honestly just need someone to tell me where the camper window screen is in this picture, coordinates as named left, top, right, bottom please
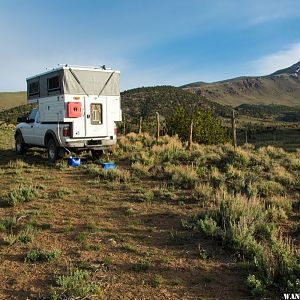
left=48, top=76, right=60, bottom=91
left=29, top=81, right=39, bottom=96
left=91, top=103, right=102, bottom=125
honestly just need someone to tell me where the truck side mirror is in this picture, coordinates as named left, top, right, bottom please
left=17, top=116, right=28, bottom=123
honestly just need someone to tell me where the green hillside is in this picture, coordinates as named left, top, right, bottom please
left=121, top=86, right=231, bottom=131
left=0, top=91, right=26, bottom=111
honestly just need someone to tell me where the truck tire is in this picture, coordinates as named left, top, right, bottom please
left=47, top=139, right=59, bottom=163
left=15, top=133, right=27, bottom=155
left=91, top=149, right=104, bottom=160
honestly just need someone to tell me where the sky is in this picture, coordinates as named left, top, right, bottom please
left=0, top=0, right=300, bottom=91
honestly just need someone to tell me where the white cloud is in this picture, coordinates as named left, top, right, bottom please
left=251, top=42, right=300, bottom=75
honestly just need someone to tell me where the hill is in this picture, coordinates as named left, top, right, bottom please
left=0, top=86, right=231, bottom=126
left=121, top=86, right=232, bottom=132
left=182, top=61, right=300, bottom=107
left=0, top=91, right=26, bottom=111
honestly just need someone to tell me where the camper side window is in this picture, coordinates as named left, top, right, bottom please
left=29, top=81, right=39, bottom=96
left=48, top=76, right=60, bottom=92
left=91, top=103, right=102, bottom=125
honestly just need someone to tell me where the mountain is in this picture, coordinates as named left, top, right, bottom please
left=271, top=60, right=300, bottom=76
left=182, top=61, right=300, bottom=107
left=0, top=91, right=26, bottom=111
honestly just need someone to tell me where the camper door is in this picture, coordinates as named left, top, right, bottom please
left=84, top=96, right=108, bottom=137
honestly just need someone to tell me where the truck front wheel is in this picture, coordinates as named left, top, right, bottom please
left=15, top=133, right=27, bottom=155
left=47, top=139, right=59, bottom=163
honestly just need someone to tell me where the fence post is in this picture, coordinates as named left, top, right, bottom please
left=139, top=116, right=143, bottom=134
left=231, top=110, right=237, bottom=148
left=188, top=118, right=193, bottom=151
left=156, top=112, right=160, bottom=140
left=123, top=113, right=126, bottom=135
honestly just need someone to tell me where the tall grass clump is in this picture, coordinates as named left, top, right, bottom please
left=84, top=164, right=131, bottom=183
left=50, top=269, right=101, bottom=299
left=164, top=165, right=198, bottom=189
left=0, top=186, right=40, bottom=207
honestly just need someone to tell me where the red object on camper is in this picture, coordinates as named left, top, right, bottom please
left=67, top=102, right=82, bottom=118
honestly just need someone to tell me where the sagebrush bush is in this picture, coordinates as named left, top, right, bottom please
left=0, top=186, right=39, bottom=207
left=164, top=165, right=198, bottom=189
left=192, top=183, right=213, bottom=204
left=247, top=274, right=265, bottom=296
left=84, top=164, right=131, bottom=182
left=25, top=249, right=60, bottom=263
left=50, top=269, right=101, bottom=299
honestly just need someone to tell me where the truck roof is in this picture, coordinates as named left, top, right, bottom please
left=26, top=65, right=120, bottom=81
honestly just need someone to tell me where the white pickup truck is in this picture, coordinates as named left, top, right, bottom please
left=15, top=66, right=122, bottom=162
left=15, top=107, right=117, bottom=162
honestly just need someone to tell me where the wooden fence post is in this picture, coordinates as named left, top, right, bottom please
left=231, top=110, right=237, bottom=148
left=123, top=113, right=126, bottom=135
left=188, top=118, right=193, bottom=151
left=156, top=112, right=160, bottom=140
left=139, top=116, right=143, bottom=134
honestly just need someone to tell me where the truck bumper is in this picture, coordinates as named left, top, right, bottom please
left=64, top=138, right=116, bottom=149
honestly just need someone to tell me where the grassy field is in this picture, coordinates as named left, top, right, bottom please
left=0, top=125, right=299, bottom=299
left=0, top=92, right=26, bottom=111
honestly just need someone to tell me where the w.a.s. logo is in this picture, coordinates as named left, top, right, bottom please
left=284, top=294, right=300, bottom=300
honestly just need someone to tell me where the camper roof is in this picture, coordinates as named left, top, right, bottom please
left=26, top=65, right=120, bottom=81
left=26, top=65, right=120, bottom=101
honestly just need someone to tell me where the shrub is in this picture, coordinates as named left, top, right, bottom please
left=137, top=190, right=154, bottom=202
left=166, top=106, right=230, bottom=144
left=246, top=274, right=265, bottom=296
left=197, top=216, right=219, bottom=238
left=151, top=275, right=163, bottom=287
left=257, top=180, right=284, bottom=197
left=192, top=183, right=213, bottom=204
left=132, top=260, right=150, bottom=272
left=25, top=249, right=60, bottom=263
left=0, top=216, right=17, bottom=231
left=0, top=186, right=39, bottom=207
left=50, top=269, right=101, bottom=300
left=165, top=165, right=198, bottom=189
left=131, top=162, right=150, bottom=176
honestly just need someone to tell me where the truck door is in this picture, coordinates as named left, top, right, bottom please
left=84, top=97, right=108, bottom=137
left=21, top=109, right=38, bottom=144
left=32, top=111, right=45, bottom=146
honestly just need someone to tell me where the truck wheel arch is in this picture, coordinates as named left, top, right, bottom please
left=44, top=130, right=60, bottom=147
left=15, top=129, right=23, bottom=140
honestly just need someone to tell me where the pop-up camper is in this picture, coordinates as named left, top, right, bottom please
left=15, top=65, right=122, bottom=162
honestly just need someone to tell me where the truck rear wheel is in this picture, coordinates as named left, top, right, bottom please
left=15, top=133, right=27, bottom=155
left=47, top=139, right=59, bottom=163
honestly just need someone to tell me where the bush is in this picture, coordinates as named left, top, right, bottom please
left=166, top=106, right=230, bottom=144
left=1, top=186, right=39, bottom=207
left=151, top=275, right=163, bottom=287
left=246, top=274, right=265, bottom=296
left=197, top=216, right=219, bottom=238
left=164, top=165, right=198, bottom=189
left=25, top=249, right=60, bottom=263
left=50, top=269, right=101, bottom=299
left=132, top=260, right=150, bottom=272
